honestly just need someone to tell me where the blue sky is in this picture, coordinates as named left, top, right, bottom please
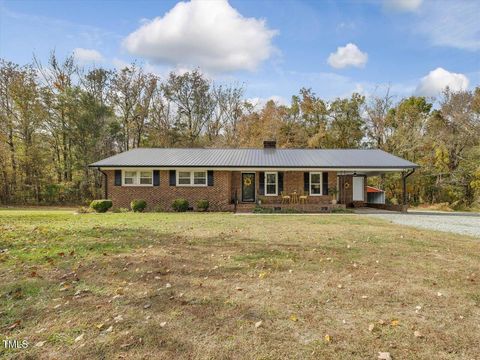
left=1, top=0, right=479, bottom=103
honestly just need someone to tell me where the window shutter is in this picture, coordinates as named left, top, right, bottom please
left=304, top=172, right=309, bottom=192
left=258, top=172, right=265, bottom=195
left=169, top=170, right=176, bottom=186
left=278, top=172, right=284, bottom=193
left=153, top=170, right=160, bottom=186
left=114, top=170, right=122, bottom=186
left=322, top=172, right=329, bottom=195
left=207, top=170, right=214, bottom=186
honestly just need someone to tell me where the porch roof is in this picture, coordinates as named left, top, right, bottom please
left=90, top=148, right=418, bottom=171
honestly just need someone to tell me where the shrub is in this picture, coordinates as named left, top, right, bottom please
left=89, top=199, right=113, bottom=213
left=196, top=199, right=209, bottom=212
left=131, top=199, right=147, bottom=212
left=172, top=198, right=189, bottom=212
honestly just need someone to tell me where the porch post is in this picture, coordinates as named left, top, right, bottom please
left=401, top=169, right=415, bottom=213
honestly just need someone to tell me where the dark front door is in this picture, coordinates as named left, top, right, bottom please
left=242, top=173, right=255, bottom=202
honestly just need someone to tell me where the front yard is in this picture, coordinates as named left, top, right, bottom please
left=0, top=210, right=479, bottom=359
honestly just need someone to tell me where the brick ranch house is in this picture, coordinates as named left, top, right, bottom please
left=89, top=141, right=418, bottom=212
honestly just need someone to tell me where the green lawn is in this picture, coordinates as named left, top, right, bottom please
left=0, top=210, right=479, bottom=359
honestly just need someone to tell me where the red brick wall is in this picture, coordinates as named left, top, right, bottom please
left=103, top=169, right=356, bottom=211
left=105, top=170, right=234, bottom=211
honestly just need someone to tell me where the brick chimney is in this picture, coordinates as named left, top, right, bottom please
left=263, top=140, right=277, bottom=149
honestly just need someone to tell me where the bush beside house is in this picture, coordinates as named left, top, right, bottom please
left=196, top=200, right=209, bottom=212
left=131, top=199, right=147, bottom=212
left=90, top=200, right=113, bottom=213
left=172, top=198, right=189, bottom=212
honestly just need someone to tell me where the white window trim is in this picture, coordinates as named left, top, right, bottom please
left=176, top=170, right=208, bottom=187
left=122, top=169, right=153, bottom=187
left=309, top=172, right=323, bottom=196
left=264, top=171, right=278, bottom=196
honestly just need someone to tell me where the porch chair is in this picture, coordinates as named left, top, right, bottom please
left=299, top=191, right=308, bottom=204
left=280, top=191, right=291, bottom=204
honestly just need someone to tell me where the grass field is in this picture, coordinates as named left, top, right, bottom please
left=0, top=210, right=479, bottom=359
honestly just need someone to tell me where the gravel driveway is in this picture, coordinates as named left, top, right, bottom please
left=356, top=209, right=480, bottom=238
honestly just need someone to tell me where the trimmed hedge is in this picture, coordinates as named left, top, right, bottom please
left=196, top=199, right=209, bottom=212
left=90, top=199, right=113, bottom=213
left=172, top=198, right=189, bottom=212
left=131, top=199, right=147, bottom=212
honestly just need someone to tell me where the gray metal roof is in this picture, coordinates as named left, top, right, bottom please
left=89, top=148, right=418, bottom=169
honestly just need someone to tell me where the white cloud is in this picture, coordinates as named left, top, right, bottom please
left=73, top=48, right=104, bottom=64
left=112, top=58, right=131, bottom=70
left=327, top=43, right=368, bottom=69
left=247, top=95, right=288, bottom=110
left=384, top=0, right=422, bottom=12
left=416, top=67, right=469, bottom=96
left=122, top=0, right=277, bottom=73
left=415, top=0, right=480, bottom=51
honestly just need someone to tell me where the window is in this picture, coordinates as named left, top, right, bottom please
left=265, top=172, right=278, bottom=196
left=310, top=172, right=322, bottom=195
left=176, top=170, right=207, bottom=186
left=193, top=171, right=207, bottom=185
left=123, top=170, right=153, bottom=186
left=139, top=171, right=153, bottom=185
left=178, top=171, right=191, bottom=185
left=124, top=171, right=136, bottom=185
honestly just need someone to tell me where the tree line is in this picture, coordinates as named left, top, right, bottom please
left=1, top=53, right=479, bottom=208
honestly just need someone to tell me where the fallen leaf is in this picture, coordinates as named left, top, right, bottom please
left=414, top=330, right=423, bottom=338
left=165, top=283, right=172, bottom=288
left=368, top=323, right=375, bottom=332
left=35, top=341, right=46, bottom=347
left=391, top=319, right=399, bottom=326
left=95, top=323, right=104, bottom=330
left=74, top=333, right=84, bottom=342
left=143, top=304, right=151, bottom=309
left=105, top=325, right=113, bottom=333
left=160, top=322, right=167, bottom=327
left=255, top=321, right=263, bottom=328
left=378, top=352, right=392, bottom=360
left=235, top=286, right=243, bottom=291
left=324, top=334, right=331, bottom=343
left=289, top=315, right=298, bottom=322
left=7, top=321, right=20, bottom=330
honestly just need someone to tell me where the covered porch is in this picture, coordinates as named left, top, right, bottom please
left=231, top=169, right=414, bottom=213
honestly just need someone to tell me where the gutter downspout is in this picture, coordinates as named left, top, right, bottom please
left=99, top=169, right=108, bottom=199
left=402, top=169, right=415, bottom=212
